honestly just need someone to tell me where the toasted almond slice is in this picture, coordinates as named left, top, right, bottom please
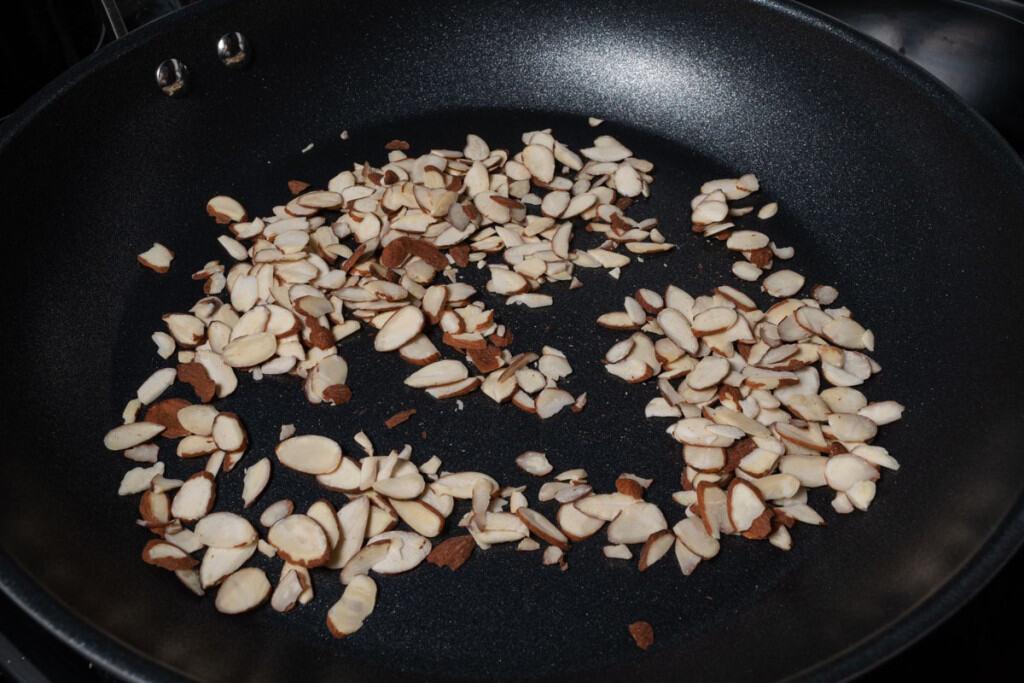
left=374, top=305, right=425, bottom=352
left=170, top=472, right=215, bottom=522
left=638, top=529, right=675, bottom=570
left=104, top=422, right=165, bottom=451
left=516, top=507, right=570, bottom=550
left=516, top=451, right=553, bottom=476
left=207, top=195, right=247, bottom=223
left=405, top=360, right=469, bottom=388
left=557, top=502, right=605, bottom=541
left=195, top=512, right=257, bottom=549
left=276, top=435, right=342, bottom=474
left=606, top=503, right=667, bottom=544
left=368, top=530, right=431, bottom=574
left=327, top=575, right=377, bottom=637
left=214, top=567, right=270, bottom=614
left=200, top=543, right=256, bottom=588
left=268, top=514, right=330, bottom=567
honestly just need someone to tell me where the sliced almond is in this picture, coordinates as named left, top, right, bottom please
left=214, top=568, right=270, bottom=614
left=516, top=507, right=570, bottom=550
left=268, top=514, right=330, bottom=567
left=606, top=502, right=667, bottom=544
left=276, top=434, right=343, bottom=474
left=327, top=575, right=377, bottom=637
left=170, top=472, right=215, bottom=522
left=104, top=422, right=165, bottom=451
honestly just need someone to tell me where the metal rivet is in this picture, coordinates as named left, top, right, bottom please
left=155, top=58, right=190, bottom=97
left=217, top=32, right=250, bottom=69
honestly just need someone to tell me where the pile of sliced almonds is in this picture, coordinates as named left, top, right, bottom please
left=105, top=133, right=904, bottom=642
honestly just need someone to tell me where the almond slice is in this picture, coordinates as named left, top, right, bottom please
left=672, top=517, right=720, bottom=559
left=374, top=305, right=425, bottom=352
left=327, top=575, right=377, bottom=637
left=368, top=530, right=431, bottom=574
left=516, top=507, right=570, bottom=550
left=104, top=422, right=165, bottom=451
left=268, top=514, right=330, bottom=567
left=211, top=412, right=247, bottom=452
left=727, top=480, right=768, bottom=534
left=637, top=529, right=675, bottom=571
left=207, top=195, right=247, bottom=224
left=214, top=568, right=270, bottom=614
left=195, top=512, right=257, bottom=549
left=332, top=496, right=371, bottom=569
left=138, top=243, right=174, bottom=273
left=390, top=499, right=445, bottom=538
left=260, top=499, right=294, bottom=528
left=535, top=388, right=575, bottom=419
left=515, top=451, right=553, bottom=476
left=691, top=307, right=738, bottom=336
left=574, top=493, right=637, bottom=521
left=276, top=434, right=343, bottom=474
left=606, top=502, right=667, bottom=544
left=271, top=569, right=306, bottom=613
left=142, top=540, right=198, bottom=570
left=170, top=472, right=215, bottom=522
left=340, top=540, right=392, bottom=585
left=241, top=458, right=271, bottom=508
left=405, top=360, right=469, bottom=388
left=200, top=543, right=257, bottom=588
left=177, top=404, right=219, bottom=436
left=686, top=356, right=730, bottom=390
left=557, top=502, right=605, bottom=541
left=824, top=454, right=879, bottom=492
left=372, top=472, right=426, bottom=500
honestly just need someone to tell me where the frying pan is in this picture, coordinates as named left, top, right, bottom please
left=2, top=0, right=1023, bottom=680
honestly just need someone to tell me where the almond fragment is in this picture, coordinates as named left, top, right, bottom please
left=138, top=243, right=174, bottom=273
left=326, top=575, right=377, bottom=638
left=516, top=507, right=570, bottom=550
left=515, top=451, right=553, bottom=476
left=241, top=458, right=270, bottom=508
left=207, top=195, right=247, bottom=224
left=104, top=421, right=165, bottom=451
left=628, top=621, right=654, bottom=650
left=142, top=540, right=198, bottom=570
left=637, top=530, right=675, bottom=571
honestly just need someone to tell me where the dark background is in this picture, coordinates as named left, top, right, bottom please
left=0, top=0, right=1021, bottom=680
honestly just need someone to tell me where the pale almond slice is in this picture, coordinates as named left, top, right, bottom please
left=170, top=472, right=215, bottom=522
left=606, top=502, right=667, bottom=544
left=535, top=388, right=575, bottom=419
left=574, top=493, right=637, bottom=521
left=538, top=354, right=573, bottom=381
left=603, top=544, right=632, bottom=560
left=812, top=284, right=839, bottom=306
left=222, top=332, right=277, bottom=368
left=271, top=569, right=305, bottom=613
left=824, top=413, right=878, bottom=442
left=340, top=540, right=392, bottom=585
left=656, top=309, right=699, bottom=355
left=214, top=567, right=270, bottom=614
left=332, top=496, right=371, bottom=569
left=762, top=270, right=805, bottom=298
left=141, top=539, right=197, bottom=570
left=136, top=368, right=177, bottom=405
left=637, top=529, right=675, bottom=571
left=517, top=507, right=570, bottom=550
left=507, top=293, right=553, bottom=308
left=307, top=500, right=341, bottom=552
left=727, top=480, right=768, bottom=534
left=175, top=568, right=205, bottom=596
left=268, top=514, right=330, bottom=567
left=276, top=434, right=343, bottom=474
left=390, top=499, right=445, bottom=538
left=779, top=455, right=829, bottom=487
left=768, top=525, right=792, bottom=550
left=522, top=144, right=556, bottom=183
left=372, top=473, right=426, bottom=500
left=425, top=376, right=481, bottom=399
left=674, top=538, right=701, bottom=575
left=211, top=412, right=246, bottom=452
left=327, top=575, right=377, bottom=637
left=195, top=512, right=257, bottom=549
left=405, top=360, right=469, bottom=388
left=668, top=418, right=735, bottom=448
left=207, top=195, right=248, bottom=223
left=432, top=472, right=498, bottom=499
left=780, top=503, right=825, bottom=525
left=200, top=543, right=256, bottom=588
left=672, top=517, right=720, bottom=559
left=138, top=243, right=174, bottom=273
left=177, top=404, right=219, bottom=436
left=847, top=480, right=877, bottom=511
left=824, top=454, right=879, bottom=492
left=368, top=530, right=431, bottom=574
left=857, top=401, right=905, bottom=425
left=399, top=334, right=441, bottom=366
left=104, top=422, right=165, bottom=451
left=597, top=311, right=639, bottom=330
left=686, top=356, right=731, bottom=390
left=726, top=230, right=770, bottom=251
left=374, top=305, right=425, bottom=352
left=516, top=451, right=553, bottom=476
left=164, top=313, right=205, bottom=347
left=541, top=545, right=565, bottom=567
left=682, top=445, right=726, bottom=471
left=692, top=307, right=738, bottom=336
left=757, top=202, right=778, bottom=219
left=260, top=499, right=294, bottom=528
left=557, top=501, right=605, bottom=541
left=732, top=261, right=763, bottom=281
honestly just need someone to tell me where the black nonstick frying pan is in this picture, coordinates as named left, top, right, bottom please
left=2, top=0, right=1023, bottom=680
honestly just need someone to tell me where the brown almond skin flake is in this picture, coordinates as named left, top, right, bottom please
left=426, top=536, right=475, bottom=571
left=628, top=621, right=654, bottom=650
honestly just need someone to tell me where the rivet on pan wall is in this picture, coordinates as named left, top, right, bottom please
left=217, top=32, right=251, bottom=69
left=155, top=58, right=190, bottom=97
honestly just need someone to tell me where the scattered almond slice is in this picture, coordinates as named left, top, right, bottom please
left=214, top=568, right=270, bottom=615
left=138, top=243, right=174, bottom=273
left=327, top=575, right=377, bottom=637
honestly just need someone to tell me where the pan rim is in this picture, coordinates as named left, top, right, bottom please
left=0, top=0, right=1022, bottom=681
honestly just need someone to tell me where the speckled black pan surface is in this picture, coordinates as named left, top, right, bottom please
left=1, top=1, right=1023, bottom=681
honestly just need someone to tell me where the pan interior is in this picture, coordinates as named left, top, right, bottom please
left=1, top=1, right=1023, bottom=681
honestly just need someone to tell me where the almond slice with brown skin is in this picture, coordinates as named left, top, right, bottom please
left=557, top=502, right=605, bottom=541
left=276, top=435, right=343, bottom=474
left=427, top=535, right=475, bottom=570
left=516, top=507, right=570, bottom=550
left=104, top=422, right=165, bottom=451
left=405, top=360, right=469, bottom=388
left=672, top=517, right=720, bottom=559
left=138, top=243, right=174, bottom=273
left=271, top=569, right=305, bottom=613
left=674, top=538, right=701, bottom=575
left=206, top=195, right=247, bottom=224
left=142, top=540, right=198, bottom=570
left=268, top=514, right=330, bottom=567
left=340, top=540, right=392, bottom=585
left=727, top=479, right=768, bottom=534
left=606, top=502, right=667, bottom=544
left=195, top=512, right=257, bottom=549
left=260, top=499, right=294, bottom=528
left=691, top=307, right=738, bottom=336
left=215, top=567, right=270, bottom=615
left=170, top=472, right=215, bottom=522
left=390, top=499, right=445, bottom=538
left=535, top=388, right=575, bottom=419
left=686, top=356, right=731, bottom=390
left=326, top=575, right=377, bottom=637
left=374, top=305, right=425, bottom=352
left=200, top=543, right=256, bottom=588
left=637, top=529, right=675, bottom=571
left=425, top=376, right=481, bottom=399
left=368, top=530, right=431, bottom=574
